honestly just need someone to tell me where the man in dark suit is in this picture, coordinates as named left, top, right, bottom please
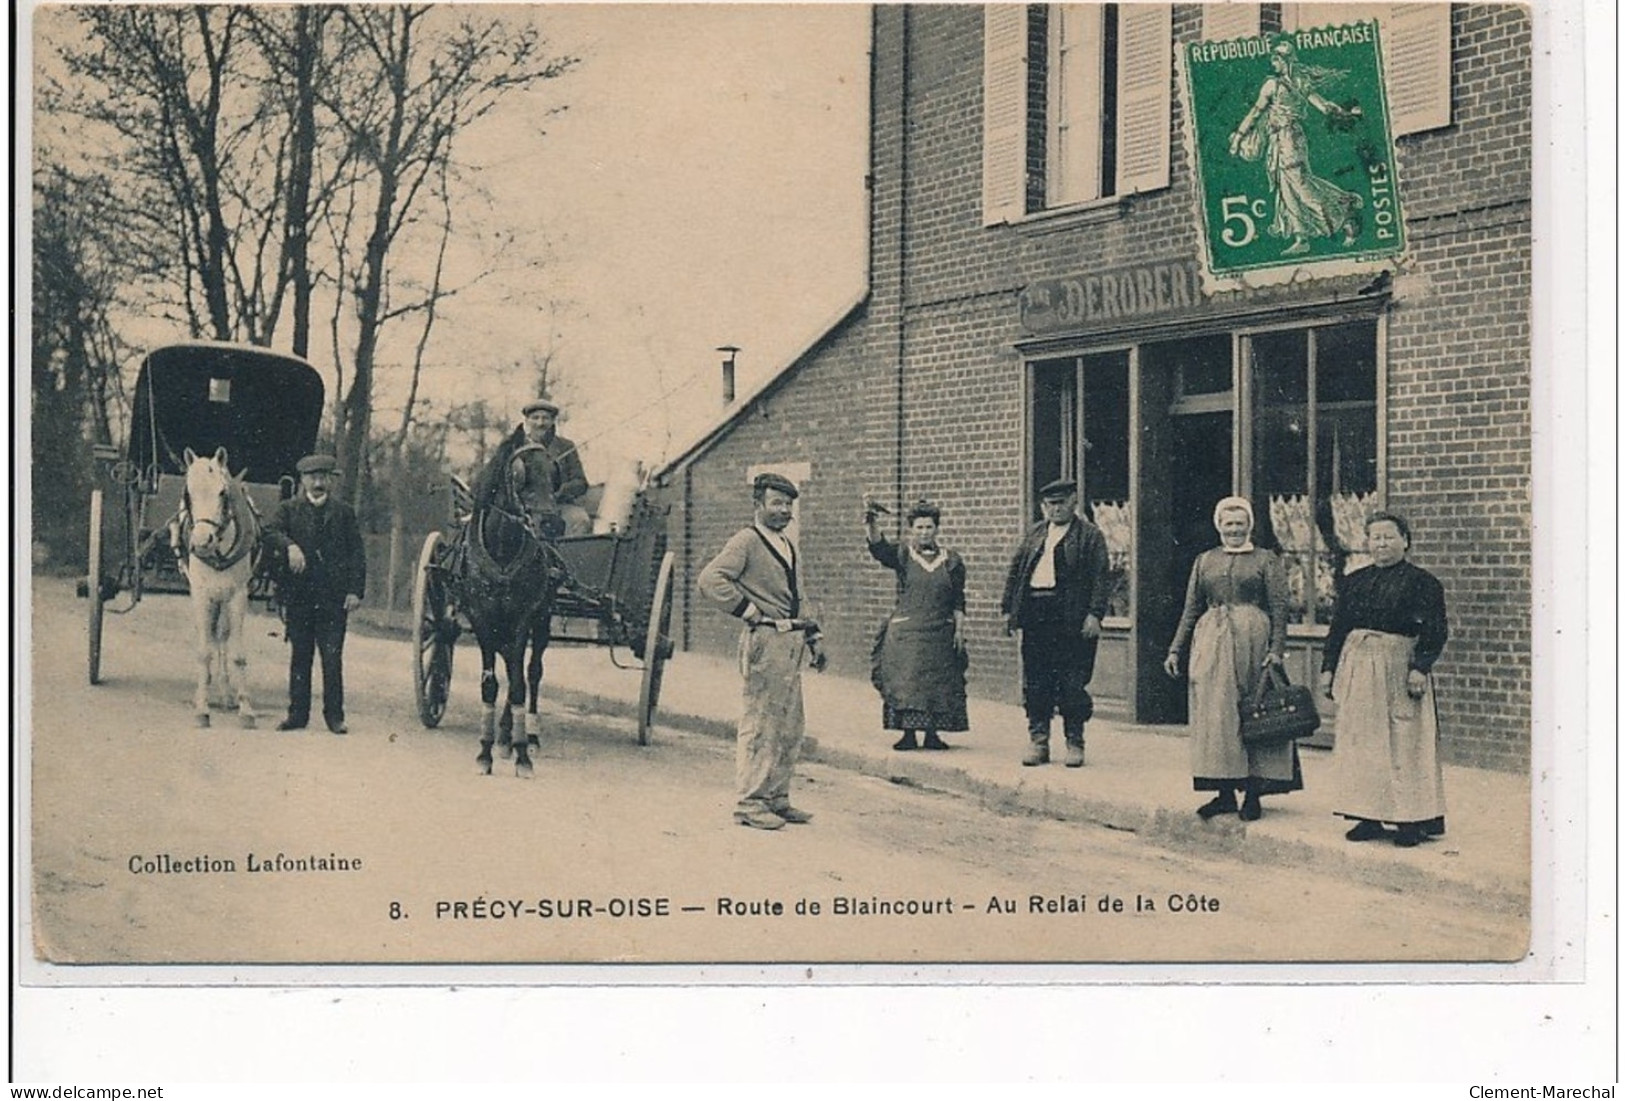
left=1001, top=479, right=1111, bottom=768
left=263, top=454, right=367, bottom=734
left=475, top=398, right=591, bottom=537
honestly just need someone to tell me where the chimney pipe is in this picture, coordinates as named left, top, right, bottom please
left=717, top=345, right=740, bottom=405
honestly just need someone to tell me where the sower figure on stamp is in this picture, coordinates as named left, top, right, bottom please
left=263, top=454, right=366, bottom=734
left=697, top=472, right=828, bottom=830
left=1001, top=478, right=1111, bottom=768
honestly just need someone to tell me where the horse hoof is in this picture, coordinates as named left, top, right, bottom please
left=499, top=742, right=514, bottom=760
left=516, top=759, right=534, bottom=780
left=239, top=714, right=257, bottom=730
left=195, top=713, right=211, bottom=729
left=527, top=735, right=540, bottom=748
left=476, top=755, right=493, bottom=776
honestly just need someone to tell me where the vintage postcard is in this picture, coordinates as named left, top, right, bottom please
left=15, top=0, right=1575, bottom=1000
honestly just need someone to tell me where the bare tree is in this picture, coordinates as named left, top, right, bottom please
left=319, top=5, right=575, bottom=506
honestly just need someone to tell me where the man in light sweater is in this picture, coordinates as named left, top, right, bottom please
left=697, top=472, right=828, bottom=830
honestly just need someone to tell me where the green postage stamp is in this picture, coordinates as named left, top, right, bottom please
left=1179, top=21, right=1406, bottom=289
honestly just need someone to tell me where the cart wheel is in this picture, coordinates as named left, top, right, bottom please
left=636, top=551, right=676, bottom=746
left=86, top=487, right=106, bottom=686
left=412, top=532, right=456, bottom=728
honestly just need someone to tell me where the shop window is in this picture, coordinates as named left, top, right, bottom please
left=1249, top=320, right=1379, bottom=626
left=983, top=4, right=1172, bottom=225
left=1029, top=352, right=1132, bottom=620
left=1082, top=352, right=1131, bottom=619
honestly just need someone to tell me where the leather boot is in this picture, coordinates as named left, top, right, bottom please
left=1023, top=720, right=1050, bottom=766
left=1063, top=722, right=1085, bottom=768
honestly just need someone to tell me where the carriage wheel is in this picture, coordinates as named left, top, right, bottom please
left=412, top=531, right=456, bottom=728
left=86, top=487, right=106, bottom=686
left=636, top=551, right=676, bottom=746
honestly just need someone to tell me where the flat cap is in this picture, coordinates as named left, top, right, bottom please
left=753, top=472, right=799, bottom=500
left=522, top=398, right=560, bottom=416
left=1038, top=478, right=1078, bottom=499
left=296, top=453, right=338, bottom=475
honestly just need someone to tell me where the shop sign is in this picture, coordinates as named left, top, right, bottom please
left=1017, top=258, right=1373, bottom=338
left=1178, top=22, right=1406, bottom=289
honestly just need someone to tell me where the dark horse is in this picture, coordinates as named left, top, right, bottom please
left=462, top=436, right=565, bottom=778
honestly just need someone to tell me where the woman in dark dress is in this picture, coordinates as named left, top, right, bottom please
left=1320, top=511, right=1449, bottom=848
left=864, top=498, right=969, bottom=751
left=1163, top=496, right=1301, bottom=820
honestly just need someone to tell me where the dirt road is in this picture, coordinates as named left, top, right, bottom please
left=26, top=577, right=1524, bottom=965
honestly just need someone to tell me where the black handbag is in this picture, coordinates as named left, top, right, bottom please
left=1240, top=664, right=1321, bottom=746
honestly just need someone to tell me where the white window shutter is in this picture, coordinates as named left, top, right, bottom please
left=1202, top=4, right=1262, bottom=41
left=983, top=4, right=1029, bottom=226
left=1285, top=3, right=1453, bottom=137
left=1116, top=3, right=1172, bottom=195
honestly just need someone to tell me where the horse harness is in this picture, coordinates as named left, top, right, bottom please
left=178, top=479, right=261, bottom=573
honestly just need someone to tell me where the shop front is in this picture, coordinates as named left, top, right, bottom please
left=1019, top=256, right=1388, bottom=734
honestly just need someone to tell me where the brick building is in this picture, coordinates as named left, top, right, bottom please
left=654, top=3, right=1531, bottom=772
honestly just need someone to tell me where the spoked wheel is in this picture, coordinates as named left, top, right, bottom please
left=412, top=532, right=457, bottom=728
left=86, top=487, right=106, bottom=685
left=636, top=551, right=676, bottom=746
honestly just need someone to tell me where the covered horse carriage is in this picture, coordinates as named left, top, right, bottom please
left=81, top=342, right=324, bottom=684
left=411, top=461, right=677, bottom=747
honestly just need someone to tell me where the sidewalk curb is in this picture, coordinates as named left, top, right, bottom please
left=554, top=686, right=1529, bottom=918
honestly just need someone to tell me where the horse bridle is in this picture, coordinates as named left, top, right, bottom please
left=181, top=481, right=257, bottom=572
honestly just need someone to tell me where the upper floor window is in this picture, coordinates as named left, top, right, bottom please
left=983, top=4, right=1173, bottom=226
left=1283, top=4, right=1454, bottom=136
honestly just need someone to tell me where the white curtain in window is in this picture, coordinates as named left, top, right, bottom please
left=1050, top=4, right=1105, bottom=205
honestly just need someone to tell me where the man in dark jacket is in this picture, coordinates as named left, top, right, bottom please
left=1001, top=479, right=1111, bottom=768
left=474, top=399, right=591, bottom=537
left=263, top=454, right=366, bottom=734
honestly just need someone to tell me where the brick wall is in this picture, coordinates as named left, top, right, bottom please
left=668, top=4, right=1533, bottom=770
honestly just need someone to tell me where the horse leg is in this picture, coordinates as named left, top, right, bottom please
left=227, top=580, right=256, bottom=729
left=506, top=643, right=534, bottom=779
left=190, top=580, right=213, bottom=728
left=525, top=620, right=548, bottom=747
left=476, top=642, right=498, bottom=776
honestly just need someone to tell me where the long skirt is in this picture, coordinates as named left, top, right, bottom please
left=1188, top=604, right=1302, bottom=793
left=1330, top=628, right=1446, bottom=825
left=870, top=615, right=969, bottom=732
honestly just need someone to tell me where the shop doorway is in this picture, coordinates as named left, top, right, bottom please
left=1131, top=336, right=1235, bottom=724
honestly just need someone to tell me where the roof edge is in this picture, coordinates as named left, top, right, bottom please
left=650, top=291, right=870, bottom=481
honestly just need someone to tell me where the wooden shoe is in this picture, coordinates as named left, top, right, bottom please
left=774, top=806, right=814, bottom=824
left=1022, top=742, right=1050, bottom=766
left=1063, top=742, right=1085, bottom=768
left=1393, top=824, right=1426, bottom=848
left=1345, top=819, right=1389, bottom=842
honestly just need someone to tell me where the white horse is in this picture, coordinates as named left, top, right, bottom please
left=174, top=447, right=261, bottom=729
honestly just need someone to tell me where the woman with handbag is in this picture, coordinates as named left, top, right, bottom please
left=865, top=497, right=969, bottom=751
left=1320, top=511, right=1449, bottom=848
left=1163, top=496, right=1301, bottom=820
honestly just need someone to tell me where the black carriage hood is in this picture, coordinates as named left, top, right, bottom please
left=127, top=343, right=326, bottom=484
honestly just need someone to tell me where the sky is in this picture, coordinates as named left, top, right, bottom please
left=445, top=3, right=873, bottom=478
left=26, top=2, right=872, bottom=483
